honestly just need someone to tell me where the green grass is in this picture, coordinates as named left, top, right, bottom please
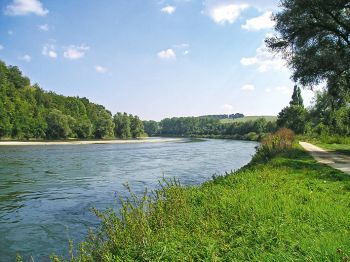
left=53, top=145, right=350, bottom=261
left=316, top=143, right=350, bottom=156
left=220, top=115, right=277, bottom=124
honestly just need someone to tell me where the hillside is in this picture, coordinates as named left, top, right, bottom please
left=220, top=115, right=277, bottom=124
left=0, top=60, right=144, bottom=140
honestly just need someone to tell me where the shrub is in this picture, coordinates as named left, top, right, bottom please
left=252, top=128, right=295, bottom=163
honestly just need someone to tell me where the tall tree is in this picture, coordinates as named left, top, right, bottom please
left=266, top=0, right=350, bottom=96
left=290, top=85, right=303, bottom=107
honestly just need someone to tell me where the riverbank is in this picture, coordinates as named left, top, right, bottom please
left=0, top=137, right=182, bottom=146
left=52, top=142, right=350, bottom=261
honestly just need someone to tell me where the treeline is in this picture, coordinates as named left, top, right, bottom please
left=277, top=85, right=350, bottom=139
left=0, top=60, right=144, bottom=140
left=143, top=117, right=277, bottom=141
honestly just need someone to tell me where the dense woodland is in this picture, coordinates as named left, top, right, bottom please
left=0, top=60, right=144, bottom=140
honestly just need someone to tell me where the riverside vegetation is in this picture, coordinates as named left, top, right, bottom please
left=0, top=60, right=145, bottom=140
left=44, top=129, right=350, bottom=261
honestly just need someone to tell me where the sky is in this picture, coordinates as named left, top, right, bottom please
left=0, top=0, right=317, bottom=120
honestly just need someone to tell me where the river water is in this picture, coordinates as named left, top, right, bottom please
left=0, top=138, right=257, bottom=261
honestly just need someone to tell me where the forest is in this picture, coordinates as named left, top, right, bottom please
left=0, top=60, right=144, bottom=140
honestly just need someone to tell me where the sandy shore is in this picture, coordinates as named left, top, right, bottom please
left=0, top=138, right=183, bottom=146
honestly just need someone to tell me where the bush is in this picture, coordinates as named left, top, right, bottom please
left=252, top=128, right=295, bottom=163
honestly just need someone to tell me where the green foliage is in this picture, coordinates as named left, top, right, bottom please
left=154, top=117, right=276, bottom=140
left=0, top=60, right=144, bottom=140
left=54, top=144, right=350, bottom=261
left=290, top=85, right=303, bottom=107
left=220, top=115, right=277, bottom=123
left=252, top=128, right=295, bottom=163
left=143, top=120, right=159, bottom=136
left=46, top=109, right=71, bottom=139
left=266, top=0, right=350, bottom=92
left=277, top=105, right=307, bottom=134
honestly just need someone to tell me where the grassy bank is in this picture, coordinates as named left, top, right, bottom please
left=51, top=141, right=350, bottom=261
left=302, top=135, right=350, bottom=156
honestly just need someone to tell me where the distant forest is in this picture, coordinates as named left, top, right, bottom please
left=0, top=60, right=144, bottom=140
left=143, top=117, right=277, bottom=141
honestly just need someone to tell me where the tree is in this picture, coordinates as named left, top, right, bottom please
left=277, top=84, right=307, bottom=134
left=290, top=85, right=303, bottom=107
left=46, top=109, right=71, bottom=139
left=113, top=112, right=131, bottom=139
left=130, top=115, right=144, bottom=138
left=277, top=105, right=307, bottom=134
left=143, top=120, right=159, bottom=136
left=266, top=0, right=350, bottom=95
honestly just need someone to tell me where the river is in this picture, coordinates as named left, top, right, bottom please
left=0, top=138, right=257, bottom=261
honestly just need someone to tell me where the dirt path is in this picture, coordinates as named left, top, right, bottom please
left=299, top=142, right=350, bottom=175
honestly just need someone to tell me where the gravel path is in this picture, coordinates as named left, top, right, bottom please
left=299, top=142, right=350, bottom=175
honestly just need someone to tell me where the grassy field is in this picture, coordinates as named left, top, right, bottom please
left=220, top=115, right=277, bottom=124
left=55, top=144, right=350, bottom=261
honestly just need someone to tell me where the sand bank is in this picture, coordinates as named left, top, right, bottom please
left=0, top=138, right=183, bottom=146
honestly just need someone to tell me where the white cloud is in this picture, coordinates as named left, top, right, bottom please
left=5, top=0, right=49, bottom=16
left=38, top=24, right=49, bottom=31
left=0, top=45, right=3, bottom=50
left=242, top=11, right=275, bottom=31
left=265, top=88, right=271, bottom=93
left=8, top=30, right=13, bottom=35
left=240, top=37, right=286, bottom=72
left=19, top=54, right=31, bottom=62
left=206, top=3, right=249, bottom=24
left=221, top=104, right=234, bottom=113
left=157, top=49, right=176, bottom=60
left=63, top=45, right=89, bottom=60
left=95, top=65, right=107, bottom=73
left=183, top=50, right=189, bottom=55
left=241, top=84, right=255, bottom=91
left=161, top=5, right=176, bottom=14
left=42, top=44, right=57, bottom=58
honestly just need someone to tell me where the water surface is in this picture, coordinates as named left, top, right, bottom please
left=0, top=138, right=257, bottom=261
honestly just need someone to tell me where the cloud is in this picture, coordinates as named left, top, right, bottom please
left=19, top=54, right=31, bottom=62
left=5, top=0, right=49, bottom=16
left=38, top=24, right=49, bottom=31
left=42, top=44, right=57, bottom=58
left=157, top=49, right=176, bottom=60
left=183, top=50, right=189, bottom=55
left=205, top=3, right=249, bottom=24
left=95, top=65, right=107, bottom=73
left=0, top=45, right=3, bottom=50
left=240, top=37, right=286, bottom=72
left=63, top=45, right=89, bottom=60
left=221, top=104, right=234, bottom=112
left=8, top=30, right=13, bottom=35
left=241, top=84, right=255, bottom=91
left=242, top=11, right=275, bottom=31
left=265, top=88, right=271, bottom=93
left=161, top=5, right=176, bottom=14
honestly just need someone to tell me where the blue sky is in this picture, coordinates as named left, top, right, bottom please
left=0, top=0, right=316, bottom=120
